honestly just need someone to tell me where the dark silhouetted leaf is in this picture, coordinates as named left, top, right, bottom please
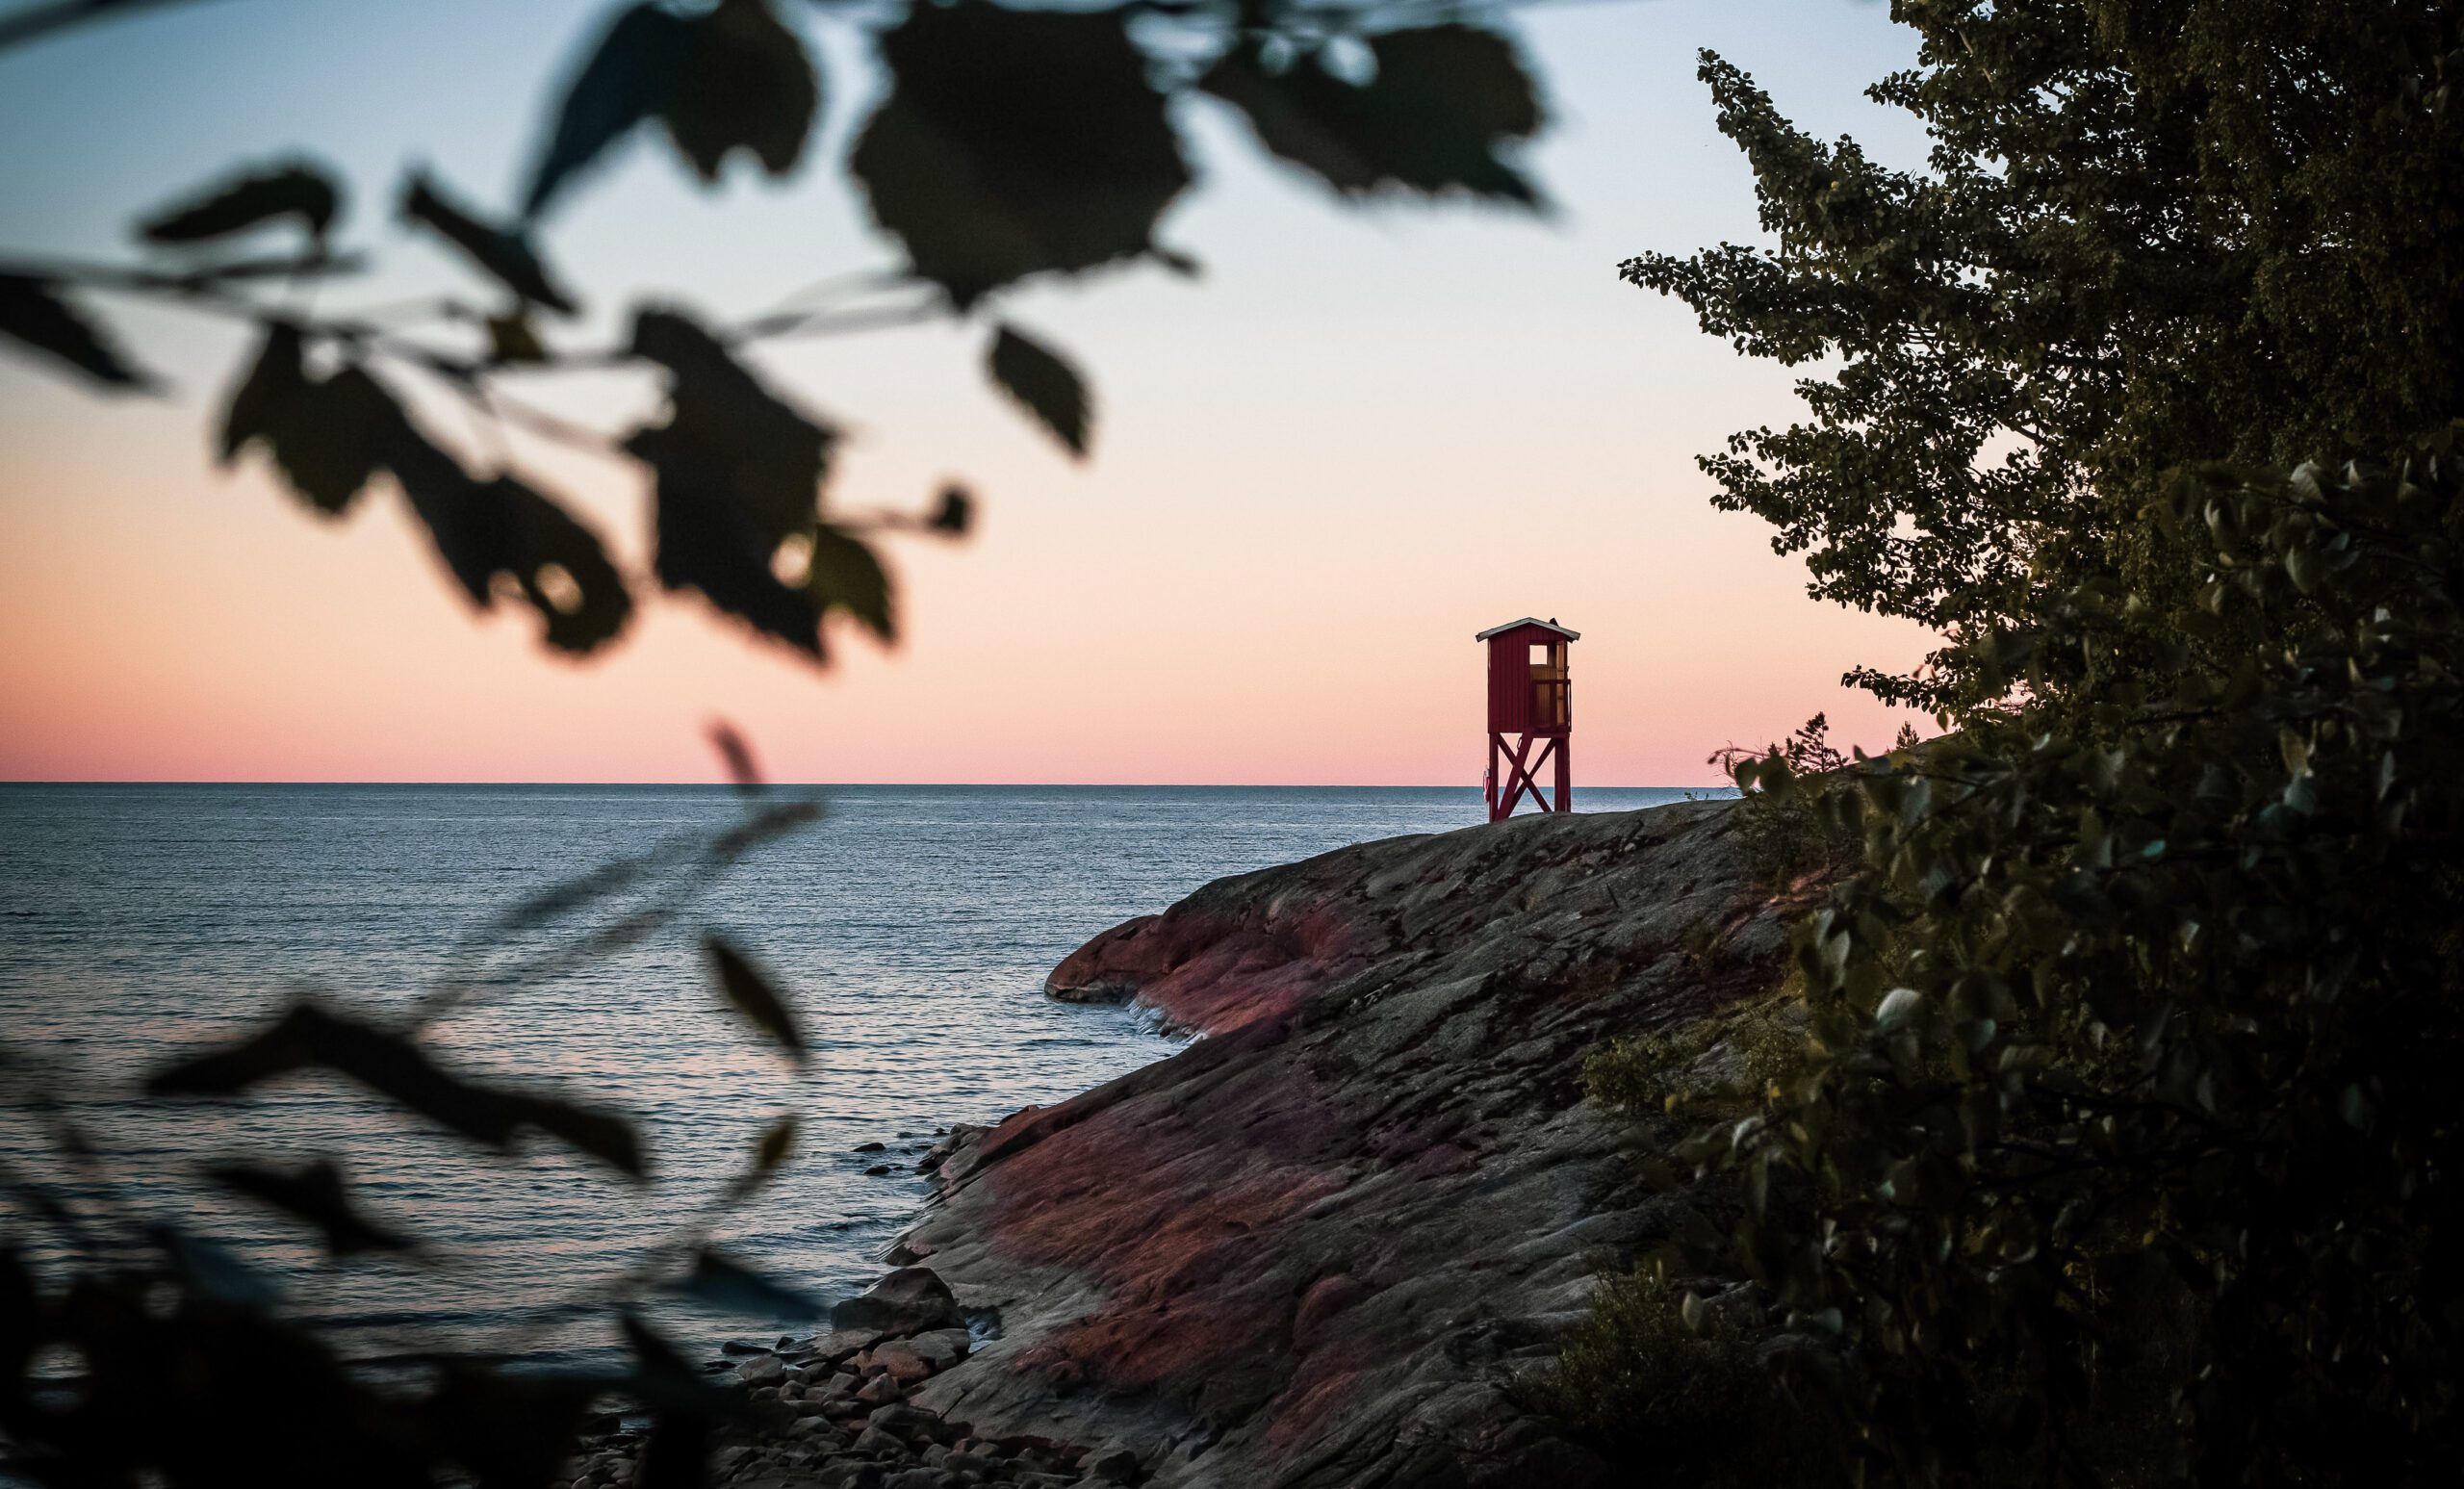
left=427, top=1367, right=600, bottom=1489
left=617, top=1313, right=743, bottom=1416
left=723, top=1111, right=800, bottom=1200
left=524, top=2, right=690, bottom=219
left=987, top=323, right=1090, bottom=457
left=616, top=1317, right=757, bottom=1489
left=517, top=1096, right=647, bottom=1176
left=219, top=321, right=306, bottom=462
left=388, top=428, right=633, bottom=655
left=400, top=169, right=579, bottom=315
left=581, top=903, right=676, bottom=958
left=669, top=1249, right=820, bottom=1320
left=752, top=1114, right=795, bottom=1179
left=208, top=1160, right=417, bottom=1256
left=929, top=484, right=972, bottom=535
left=495, top=846, right=664, bottom=931
left=218, top=324, right=395, bottom=516
left=708, top=719, right=763, bottom=790
left=0, top=1244, right=34, bottom=1359
left=664, top=0, right=818, bottom=184
left=149, top=1004, right=645, bottom=1176
left=637, top=1415, right=717, bottom=1489
left=151, top=1224, right=283, bottom=1306
left=849, top=0, right=1191, bottom=305
left=138, top=161, right=342, bottom=245
left=1201, top=26, right=1546, bottom=205
left=486, top=311, right=549, bottom=365
left=621, top=1312, right=695, bottom=1377
left=274, top=368, right=394, bottom=515
left=146, top=1009, right=322, bottom=1095
left=709, top=796, right=825, bottom=860
left=624, top=306, right=838, bottom=654
left=806, top=524, right=892, bottom=643
left=526, top=0, right=815, bottom=220
left=706, top=936, right=805, bottom=1061
left=0, top=273, right=154, bottom=389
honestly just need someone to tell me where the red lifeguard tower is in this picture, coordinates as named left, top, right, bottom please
left=1478, top=617, right=1577, bottom=821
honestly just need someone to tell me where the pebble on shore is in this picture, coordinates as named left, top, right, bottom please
left=553, top=1267, right=1141, bottom=1489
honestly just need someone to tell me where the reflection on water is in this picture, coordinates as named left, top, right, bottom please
left=0, top=783, right=1716, bottom=1366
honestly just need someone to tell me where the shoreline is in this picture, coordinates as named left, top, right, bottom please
left=563, top=796, right=1779, bottom=1488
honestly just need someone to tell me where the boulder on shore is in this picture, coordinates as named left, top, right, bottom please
left=831, top=1266, right=963, bottom=1335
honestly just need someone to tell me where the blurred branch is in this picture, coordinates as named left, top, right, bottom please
left=0, top=0, right=220, bottom=55
left=731, top=296, right=943, bottom=345
left=1, top=248, right=365, bottom=295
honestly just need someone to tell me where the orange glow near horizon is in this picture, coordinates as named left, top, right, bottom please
left=0, top=1, right=1937, bottom=786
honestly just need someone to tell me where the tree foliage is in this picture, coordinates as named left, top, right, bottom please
left=1627, top=5, right=2464, bottom=1482
left=1702, top=440, right=2464, bottom=1485
left=0, top=0, right=1552, bottom=664
left=1625, top=1, right=2464, bottom=709
left=0, top=3, right=1567, bottom=1485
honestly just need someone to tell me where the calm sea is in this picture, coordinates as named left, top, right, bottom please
left=0, top=783, right=1717, bottom=1369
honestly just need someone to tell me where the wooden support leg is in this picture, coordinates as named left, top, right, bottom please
left=1486, top=734, right=1502, bottom=821
left=1489, top=735, right=1571, bottom=818
left=1495, top=732, right=1542, bottom=820
left=1511, top=734, right=1539, bottom=815
left=1518, top=738, right=1551, bottom=814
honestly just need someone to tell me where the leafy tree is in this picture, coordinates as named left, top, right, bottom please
left=0, top=2, right=1565, bottom=1484
left=1625, top=0, right=2464, bottom=708
left=1702, top=437, right=2464, bottom=1486
left=1622, top=5, right=2464, bottom=1483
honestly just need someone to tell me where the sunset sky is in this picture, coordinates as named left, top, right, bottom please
left=0, top=0, right=1934, bottom=785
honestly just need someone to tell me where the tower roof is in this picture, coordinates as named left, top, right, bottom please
left=1474, top=617, right=1580, bottom=642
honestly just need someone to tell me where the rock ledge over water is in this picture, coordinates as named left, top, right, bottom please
left=884, top=798, right=1787, bottom=1488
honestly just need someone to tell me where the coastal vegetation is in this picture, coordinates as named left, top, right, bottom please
left=1531, top=1269, right=1799, bottom=1488
left=1571, top=2, right=2464, bottom=1482
left=1704, top=712, right=1867, bottom=888
left=4, top=0, right=2458, bottom=1485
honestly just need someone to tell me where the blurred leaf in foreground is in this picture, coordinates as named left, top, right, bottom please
left=138, top=161, right=342, bottom=246
left=850, top=0, right=1191, bottom=306
left=986, top=323, right=1091, bottom=458
left=626, top=306, right=851, bottom=655
left=668, top=1249, right=820, bottom=1320
left=0, top=273, right=155, bottom=389
left=1202, top=26, right=1547, bottom=206
left=208, top=1160, right=418, bottom=1256
left=218, top=323, right=391, bottom=516
left=401, top=168, right=579, bottom=314
left=706, top=935, right=807, bottom=1062
left=524, top=0, right=818, bottom=220
left=388, top=427, right=635, bottom=656
left=150, top=1004, right=646, bottom=1177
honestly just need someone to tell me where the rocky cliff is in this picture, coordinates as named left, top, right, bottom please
left=876, top=798, right=1791, bottom=1488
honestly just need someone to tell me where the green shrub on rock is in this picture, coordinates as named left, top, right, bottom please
left=1583, top=991, right=1810, bottom=1117
left=1708, top=716, right=1865, bottom=889
left=1530, top=1269, right=1816, bottom=1487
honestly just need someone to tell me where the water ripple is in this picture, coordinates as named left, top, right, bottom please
left=0, top=783, right=1711, bottom=1367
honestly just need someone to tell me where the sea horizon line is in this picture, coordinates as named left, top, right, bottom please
left=0, top=779, right=1741, bottom=792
